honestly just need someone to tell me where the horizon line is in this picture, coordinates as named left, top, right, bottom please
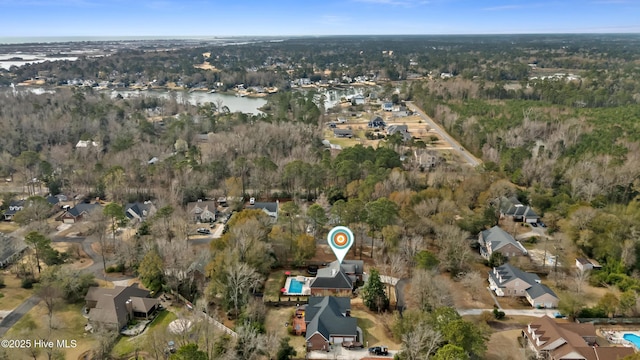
left=2, top=32, right=640, bottom=38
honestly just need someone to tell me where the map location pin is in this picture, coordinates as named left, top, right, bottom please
left=327, top=226, right=354, bottom=264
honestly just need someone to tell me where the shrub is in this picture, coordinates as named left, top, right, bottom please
left=493, top=308, right=506, bottom=320
left=21, top=277, right=34, bottom=289
left=0, top=275, right=5, bottom=288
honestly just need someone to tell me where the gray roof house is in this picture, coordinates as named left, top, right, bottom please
left=84, top=284, right=159, bottom=330
left=333, top=129, right=354, bottom=138
left=125, top=202, right=156, bottom=222
left=478, top=226, right=528, bottom=259
left=500, top=196, right=539, bottom=223
left=57, top=203, right=101, bottom=223
left=305, top=296, right=358, bottom=351
left=489, top=264, right=558, bottom=308
left=248, top=201, right=279, bottom=220
left=0, top=235, right=27, bottom=268
left=368, top=116, right=386, bottom=129
left=310, top=260, right=363, bottom=296
left=386, top=124, right=411, bottom=141
left=3, top=200, right=25, bottom=221
left=187, top=199, right=217, bottom=223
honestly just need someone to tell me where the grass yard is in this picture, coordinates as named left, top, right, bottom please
left=485, top=329, right=526, bottom=360
left=0, top=222, right=19, bottom=233
left=5, top=302, right=95, bottom=360
left=112, top=309, right=177, bottom=358
left=264, top=271, right=287, bottom=302
left=350, top=306, right=401, bottom=349
left=265, top=306, right=306, bottom=356
left=0, top=274, right=33, bottom=310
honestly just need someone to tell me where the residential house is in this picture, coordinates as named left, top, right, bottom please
left=368, top=116, right=386, bottom=129
left=56, top=203, right=101, bottom=223
left=248, top=201, right=279, bottom=220
left=305, top=296, right=358, bottom=351
left=187, top=199, right=217, bottom=223
left=575, top=258, right=602, bottom=272
left=351, top=94, right=365, bottom=106
left=489, top=264, right=559, bottom=308
left=0, top=235, right=27, bottom=268
left=3, top=200, right=24, bottom=221
left=500, top=196, right=539, bottom=223
left=333, top=129, right=354, bottom=138
left=45, top=195, right=60, bottom=207
left=309, top=260, right=363, bottom=296
left=478, top=226, right=528, bottom=259
left=386, top=124, right=412, bottom=141
left=75, top=140, right=99, bottom=148
left=522, top=315, right=634, bottom=360
left=526, top=283, right=560, bottom=309
left=84, top=284, right=160, bottom=330
left=414, top=149, right=439, bottom=169
left=125, top=201, right=156, bottom=222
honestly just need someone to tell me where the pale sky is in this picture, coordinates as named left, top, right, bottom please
left=1, top=0, right=639, bottom=37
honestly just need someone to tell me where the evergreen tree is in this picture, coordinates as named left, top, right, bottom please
left=362, top=268, right=389, bottom=312
left=276, top=337, right=297, bottom=360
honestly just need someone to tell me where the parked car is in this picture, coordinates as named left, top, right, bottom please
left=538, top=221, right=547, bottom=228
left=342, top=341, right=363, bottom=349
left=531, top=222, right=538, bottom=227
left=196, top=228, right=211, bottom=234
left=368, top=346, right=389, bottom=356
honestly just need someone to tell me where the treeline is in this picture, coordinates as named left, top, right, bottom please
left=5, top=34, right=640, bottom=90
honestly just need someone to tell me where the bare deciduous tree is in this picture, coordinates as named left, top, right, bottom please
left=402, top=322, right=443, bottom=360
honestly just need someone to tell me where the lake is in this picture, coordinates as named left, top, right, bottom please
left=108, top=90, right=268, bottom=115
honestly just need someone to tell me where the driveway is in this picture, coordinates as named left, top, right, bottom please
left=307, top=347, right=397, bottom=359
left=52, top=234, right=134, bottom=281
left=0, top=295, right=41, bottom=337
left=406, top=101, right=482, bottom=167
left=458, top=308, right=558, bottom=317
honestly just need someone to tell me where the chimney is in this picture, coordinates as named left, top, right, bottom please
left=125, top=299, right=133, bottom=320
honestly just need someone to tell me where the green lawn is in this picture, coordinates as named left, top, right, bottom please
left=356, top=316, right=378, bottom=344
left=112, top=310, right=176, bottom=358
left=5, top=302, right=96, bottom=360
left=0, top=275, right=34, bottom=310
left=264, top=271, right=287, bottom=302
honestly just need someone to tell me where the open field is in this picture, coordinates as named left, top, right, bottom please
left=324, top=111, right=452, bottom=151
left=0, top=274, right=33, bottom=311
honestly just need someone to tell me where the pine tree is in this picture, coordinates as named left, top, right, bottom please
left=362, top=269, right=389, bottom=312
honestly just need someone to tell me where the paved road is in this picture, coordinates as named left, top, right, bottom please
left=52, top=235, right=133, bottom=281
left=406, top=101, right=483, bottom=167
left=458, top=308, right=558, bottom=317
left=0, top=295, right=41, bottom=336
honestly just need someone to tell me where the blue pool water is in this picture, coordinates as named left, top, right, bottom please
left=288, top=279, right=304, bottom=294
left=623, top=333, right=640, bottom=349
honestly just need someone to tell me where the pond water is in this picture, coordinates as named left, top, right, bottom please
left=109, top=90, right=268, bottom=115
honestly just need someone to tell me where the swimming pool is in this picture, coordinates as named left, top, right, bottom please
left=623, top=333, right=640, bottom=349
left=288, top=279, right=304, bottom=294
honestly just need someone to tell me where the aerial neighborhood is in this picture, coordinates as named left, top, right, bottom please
left=1, top=33, right=640, bottom=360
